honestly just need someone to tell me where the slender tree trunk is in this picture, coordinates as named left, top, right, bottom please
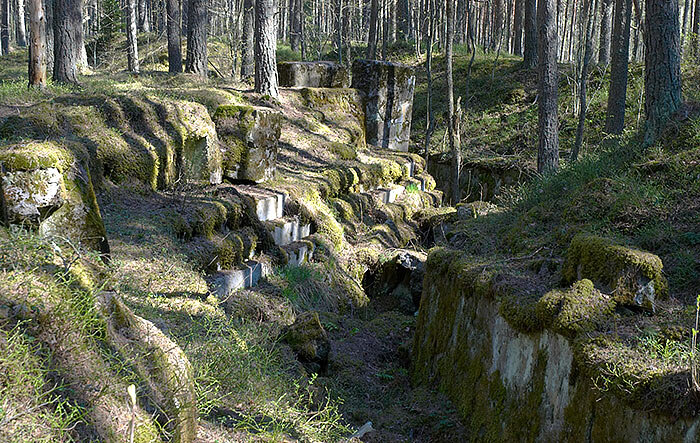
left=682, top=0, right=691, bottom=48
left=16, top=0, right=27, bottom=47
left=28, top=0, right=46, bottom=87
left=138, top=0, right=150, bottom=31
left=492, top=0, right=504, bottom=51
left=424, top=0, right=434, bottom=161
left=523, top=0, right=537, bottom=67
left=381, top=0, right=388, bottom=59
left=45, top=0, right=52, bottom=72
left=299, top=0, right=306, bottom=59
left=126, top=0, right=139, bottom=72
left=644, top=0, right=681, bottom=143
left=1, top=0, right=9, bottom=54
left=185, top=0, right=207, bottom=76
left=290, top=0, right=300, bottom=50
left=573, top=0, right=594, bottom=161
left=255, top=0, right=278, bottom=97
left=167, top=0, right=182, bottom=72
left=241, top=0, right=254, bottom=77
left=598, top=0, right=613, bottom=65
left=367, top=0, right=378, bottom=58
left=537, top=0, right=559, bottom=173
left=604, top=0, right=632, bottom=134
left=335, top=0, right=343, bottom=63
left=513, top=0, right=524, bottom=55
left=53, top=0, right=82, bottom=83
left=446, top=0, right=461, bottom=204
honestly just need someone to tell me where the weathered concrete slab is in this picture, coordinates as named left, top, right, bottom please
left=233, top=185, right=286, bottom=222
left=266, top=216, right=311, bottom=246
left=0, top=142, right=110, bottom=256
left=282, top=241, right=314, bottom=266
left=351, top=60, right=416, bottom=152
left=214, top=105, right=282, bottom=183
left=209, top=260, right=268, bottom=296
left=278, top=61, right=351, bottom=88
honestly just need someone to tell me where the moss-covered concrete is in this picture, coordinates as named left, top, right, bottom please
left=412, top=247, right=700, bottom=441
left=0, top=141, right=110, bottom=256
left=562, top=233, right=668, bottom=310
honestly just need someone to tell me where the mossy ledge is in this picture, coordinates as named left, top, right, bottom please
left=562, top=233, right=668, bottom=311
left=412, top=247, right=700, bottom=441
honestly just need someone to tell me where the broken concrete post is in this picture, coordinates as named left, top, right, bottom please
left=278, top=61, right=351, bottom=88
left=0, top=142, right=111, bottom=257
left=213, top=104, right=282, bottom=183
left=351, top=59, right=416, bottom=152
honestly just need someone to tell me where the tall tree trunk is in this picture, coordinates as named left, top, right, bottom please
left=53, top=0, right=82, bottom=83
left=138, top=0, right=150, bottom=31
left=126, top=0, right=139, bottom=72
left=299, top=0, right=306, bottom=59
left=185, top=0, right=207, bottom=76
left=604, top=0, right=632, bottom=134
left=241, top=0, right=254, bottom=77
left=335, top=0, right=343, bottom=63
left=45, top=0, right=52, bottom=72
left=1, top=0, right=9, bottom=54
left=537, top=0, right=559, bottom=173
left=167, top=0, right=182, bottom=72
left=16, top=0, right=27, bottom=47
left=28, top=0, right=46, bottom=87
left=492, top=0, right=503, bottom=50
left=381, top=0, right=388, bottom=59
left=598, top=0, right=613, bottom=65
left=573, top=0, right=594, bottom=161
left=367, top=0, right=378, bottom=58
left=290, top=0, right=300, bottom=50
left=424, top=0, right=434, bottom=161
left=523, top=0, right=537, bottom=67
left=644, top=0, right=681, bottom=143
left=446, top=0, right=461, bottom=204
left=255, top=0, right=278, bottom=97
left=513, top=0, right=524, bottom=55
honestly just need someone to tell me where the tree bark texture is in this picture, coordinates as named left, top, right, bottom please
left=604, top=0, right=632, bottom=134
left=573, top=0, right=594, bottom=161
left=1, top=0, right=9, bottom=55
left=537, top=0, right=559, bottom=173
left=513, top=0, right=524, bottom=55
left=28, top=0, right=46, bottom=87
left=446, top=0, right=461, bottom=204
left=185, top=0, right=208, bottom=76
left=16, top=0, right=27, bottom=47
left=598, top=0, right=613, bottom=65
left=367, top=0, right=378, bottom=58
left=45, top=0, right=53, bottom=72
left=255, top=0, right=278, bottom=97
left=241, top=0, right=254, bottom=78
left=290, top=0, right=300, bottom=50
left=126, top=0, right=139, bottom=72
left=523, top=0, right=537, bottom=68
left=167, top=0, right=182, bottom=72
left=644, top=0, right=681, bottom=143
left=53, top=0, right=82, bottom=83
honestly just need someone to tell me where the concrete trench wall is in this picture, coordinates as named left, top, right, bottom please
left=412, top=255, right=700, bottom=442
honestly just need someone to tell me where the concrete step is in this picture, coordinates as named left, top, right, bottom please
left=403, top=160, right=415, bottom=178
left=371, top=185, right=405, bottom=204
left=265, top=216, right=312, bottom=246
left=282, top=241, right=315, bottom=267
left=209, top=260, right=270, bottom=297
left=233, top=185, right=286, bottom=222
